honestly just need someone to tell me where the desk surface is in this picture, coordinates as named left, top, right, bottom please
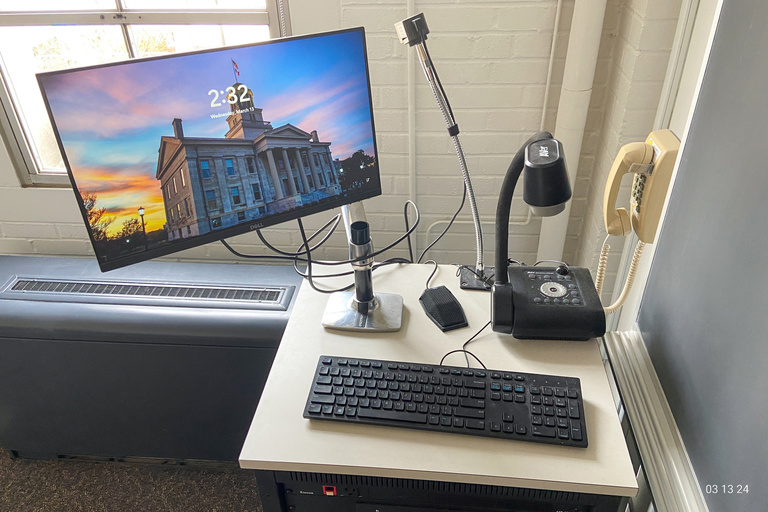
left=240, top=264, right=637, bottom=497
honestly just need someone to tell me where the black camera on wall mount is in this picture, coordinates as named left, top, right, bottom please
left=491, top=132, right=606, bottom=341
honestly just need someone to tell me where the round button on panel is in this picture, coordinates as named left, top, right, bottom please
left=540, top=281, right=567, bottom=298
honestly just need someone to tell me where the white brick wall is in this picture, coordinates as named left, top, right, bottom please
left=0, top=0, right=682, bottom=287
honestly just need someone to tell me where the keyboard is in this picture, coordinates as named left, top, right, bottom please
left=303, top=355, right=588, bottom=448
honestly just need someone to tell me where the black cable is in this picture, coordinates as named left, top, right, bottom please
left=291, top=257, right=410, bottom=282
left=438, top=320, right=491, bottom=369
left=423, top=260, right=438, bottom=289
left=463, top=320, right=491, bottom=352
left=295, top=216, right=413, bottom=293
left=296, top=218, right=352, bottom=294
left=417, top=182, right=466, bottom=263
left=220, top=239, right=302, bottom=262
left=403, top=201, right=416, bottom=263
left=256, top=213, right=341, bottom=257
left=220, top=215, right=341, bottom=261
left=297, top=199, right=421, bottom=267
left=439, top=349, right=486, bottom=369
left=423, top=40, right=455, bottom=121
left=453, top=262, right=487, bottom=281
left=222, top=200, right=421, bottom=268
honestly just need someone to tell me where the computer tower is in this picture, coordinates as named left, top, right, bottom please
left=256, top=470, right=625, bottom=512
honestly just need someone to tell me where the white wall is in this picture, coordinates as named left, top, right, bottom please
left=0, top=1, right=683, bottom=281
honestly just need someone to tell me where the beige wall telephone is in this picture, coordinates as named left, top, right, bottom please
left=603, top=129, right=680, bottom=243
left=597, top=129, right=680, bottom=314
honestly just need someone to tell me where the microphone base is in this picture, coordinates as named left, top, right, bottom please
left=458, top=266, right=495, bottom=291
left=321, top=291, right=403, bottom=332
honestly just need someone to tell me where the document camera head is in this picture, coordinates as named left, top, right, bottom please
left=523, top=138, right=571, bottom=217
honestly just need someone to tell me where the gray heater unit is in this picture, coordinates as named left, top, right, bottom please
left=0, top=255, right=301, bottom=462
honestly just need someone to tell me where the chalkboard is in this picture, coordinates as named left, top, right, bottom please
left=637, top=3, right=768, bottom=511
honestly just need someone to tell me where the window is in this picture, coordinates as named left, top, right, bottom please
left=200, top=160, right=211, bottom=179
left=246, top=156, right=256, bottom=174
left=251, top=182, right=263, bottom=202
left=225, top=158, right=235, bottom=176
left=0, top=1, right=288, bottom=187
left=172, top=176, right=177, bottom=194
left=180, top=169, right=186, bottom=187
left=183, top=197, right=191, bottom=217
left=231, top=186, right=242, bottom=205
left=237, top=211, right=246, bottom=221
left=205, top=189, right=217, bottom=210
left=211, top=217, right=222, bottom=228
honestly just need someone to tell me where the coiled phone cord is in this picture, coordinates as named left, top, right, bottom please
left=595, top=239, right=646, bottom=315
left=594, top=236, right=611, bottom=297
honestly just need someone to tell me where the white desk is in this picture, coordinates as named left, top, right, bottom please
left=240, top=263, right=637, bottom=510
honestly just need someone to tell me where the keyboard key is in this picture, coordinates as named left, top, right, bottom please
left=357, top=408, right=428, bottom=424
left=310, top=395, right=335, bottom=405
left=465, top=380, right=486, bottom=389
left=465, top=419, right=485, bottom=430
left=454, top=407, right=484, bottom=419
left=532, top=425, right=556, bottom=438
left=459, top=398, right=485, bottom=409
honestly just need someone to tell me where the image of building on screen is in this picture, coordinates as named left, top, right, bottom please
left=156, top=84, right=341, bottom=241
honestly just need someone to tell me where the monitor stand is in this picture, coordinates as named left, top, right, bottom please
left=321, top=203, right=403, bottom=332
left=321, top=291, right=403, bottom=332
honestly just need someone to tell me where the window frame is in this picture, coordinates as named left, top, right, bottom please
left=0, top=1, right=291, bottom=188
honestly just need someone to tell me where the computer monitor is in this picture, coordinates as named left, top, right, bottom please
left=38, top=28, right=381, bottom=272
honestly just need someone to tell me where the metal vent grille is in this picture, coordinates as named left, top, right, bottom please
left=5, top=278, right=294, bottom=311
left=12, top=279, right=282, bottom=302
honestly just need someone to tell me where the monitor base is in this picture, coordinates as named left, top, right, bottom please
left=321, top=292, right=403, bottom=332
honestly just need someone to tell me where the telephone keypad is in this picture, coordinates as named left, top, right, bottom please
left=631, top=174, right=648, bottom=213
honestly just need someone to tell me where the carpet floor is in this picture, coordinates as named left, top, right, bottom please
left=0, top=449, right=263, bottom=511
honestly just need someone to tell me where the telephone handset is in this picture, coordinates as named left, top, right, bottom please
left=597, top=129, right=680, bottom=315
left=603, top=129, right=680, bottom=243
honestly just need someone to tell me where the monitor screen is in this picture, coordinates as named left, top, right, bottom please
left=38, top=28, right=381, bottom=271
